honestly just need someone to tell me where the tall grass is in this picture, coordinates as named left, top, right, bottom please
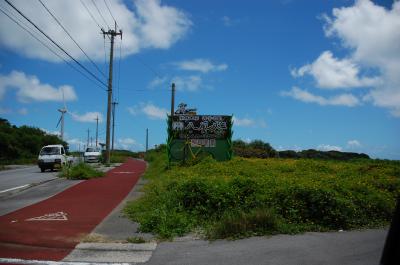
left=124, top=151, right=400, bottom=239
left=59, top=163, right=104, bottom=180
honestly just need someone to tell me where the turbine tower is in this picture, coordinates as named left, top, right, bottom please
left=56, top=88, right=67, bottom=141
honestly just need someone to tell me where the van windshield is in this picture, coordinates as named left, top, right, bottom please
left=40, top=147, right=60, bottom=155
left=86, top=148, right=97, bottom=152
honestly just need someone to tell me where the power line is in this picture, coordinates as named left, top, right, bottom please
left=104, top=0, right=117, bottom=26
left=91, top=0, right=110, bottom=30
left=38, top=0, right=106, bottom=79
left=0, top=5, right=103, bottom=89
left=134, top=55, right=162, bottom=79
left=80, top=0, right=101, bottom=29
left=4, top=0, right=108, bottom=90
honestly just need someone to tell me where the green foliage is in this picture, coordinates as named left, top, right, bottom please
left=59, top=163, right=104, bottom=180
left=233, top=139, right=277, bottom=158
left=278, top=149, right=370, bottom=160
left=233, top=139, right=369, bottom=160
left=109, top=149, right=142, bottom=163
left=124, top=152, right=400, bottom=239
left=207, top=208, right=281, bottom=239
left=0, top=118, right=68, bottom=164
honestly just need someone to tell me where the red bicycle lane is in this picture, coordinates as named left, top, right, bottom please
left=0, top=158, right=146, bottom=261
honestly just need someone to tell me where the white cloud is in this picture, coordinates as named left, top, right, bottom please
left=281, top=87, right=360, bottom=107
left=317, top=144, right=343, bottom=152
left=321, top=0, right=400, bottom=116
left=221, top=16, right=233, bottom=26
left=148, top=76, right=168, bottom=89
left=0, top=71, right=77, bottom=102
left=142, top=103, right=168, bottom=120
left=347, top=140, right=361, bottom=148
left=291, top=51, right=380, bottom=89
left=232, top=117, right=255, bottom=127
left=70, top=112, right=103, bottom=123
left=136, top=0, right=192, bottom=49
left=128, top=102, right=168, bottom=120
left=41, top=128, right=60, bottom=136
left=117, top=137, right=142, bottom=150
left=127, top=106, right=139, bottom=116
left=172, top=75, right=202, bottom=91
left=175, top=59, right=228, bottom=73
left=232, top=116, right=267, bottom=128
left=0, top=0, right=191, bottom=62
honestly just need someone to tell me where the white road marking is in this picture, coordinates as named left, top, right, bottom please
left=26, top=211, right=68, bottom=221
left=113, top=172, right=134, bottom=174
left=0, top=184, right=30, bottom=194
left=0, top=258, right=131, bottom=265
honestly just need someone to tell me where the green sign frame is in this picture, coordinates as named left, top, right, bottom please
left=167, top=115, right=233, bottom=163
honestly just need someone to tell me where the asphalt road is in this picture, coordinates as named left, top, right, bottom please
left=148, top=229, right=387, bottom=265
left=0, top=165, right=58, bottom=193
left=0, top=163, right=82, bottom=216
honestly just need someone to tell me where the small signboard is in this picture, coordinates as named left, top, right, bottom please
left=167, top=114, right=233, bottom=162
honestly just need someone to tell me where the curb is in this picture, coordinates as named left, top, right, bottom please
left=63, top=242, right=157, bottom=264
left=74, top=242, right=157, bottom=251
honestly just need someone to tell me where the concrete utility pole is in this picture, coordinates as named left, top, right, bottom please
left=112, top=101, right=118, bottom=151
left=87, top=128, right=90, bottom=147
left=102, top=22, right=122, bottom=164
left=170, top=83, right=175, bottom=117
left=95, top=115, right=99, bottom=148
left=146, top=128, right=148, bottom=153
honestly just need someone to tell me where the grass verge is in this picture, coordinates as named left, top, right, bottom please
left=59, top=163, right=104, bottom=180
left=124, top=150, right=400, bottom=240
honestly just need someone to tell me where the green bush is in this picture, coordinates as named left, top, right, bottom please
left=124, top=152, right=400, bottom=239
left=59, top=163, right=104, bottom=180
left=208, top=208, right=280, bottom=239
left=0, top=118, right=68, bottom=165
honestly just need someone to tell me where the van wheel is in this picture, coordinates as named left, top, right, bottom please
left=40, top=167, right=45, bottom=172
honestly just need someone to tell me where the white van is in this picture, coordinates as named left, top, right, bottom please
left=37, top=144, right=72, bottom=172
left=84, top=147, right=102, bottom=163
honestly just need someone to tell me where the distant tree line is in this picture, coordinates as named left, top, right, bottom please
left=233, top=139, right=369, bottom=160
left=0, top=118, right=67, bottom=164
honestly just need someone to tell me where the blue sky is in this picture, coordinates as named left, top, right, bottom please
left=0, top=0, right=399, bottom=159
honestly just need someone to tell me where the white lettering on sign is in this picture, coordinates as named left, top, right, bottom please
left=26, top=211, right=68, bottom=221
left=191, top=139, right=216, bottom=148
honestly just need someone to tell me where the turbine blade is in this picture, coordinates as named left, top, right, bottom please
left=56, top=115, right=62, bottom=128
left=61, top=87, right=67, bottom=111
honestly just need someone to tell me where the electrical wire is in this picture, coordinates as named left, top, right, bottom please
left=38, top=0, right=107, bottom=79
left=3, top=0, right=108, bottom=90
left=134, top=55, right=162, bottom=79
left=0, top=5, right=104, bottom=90
left=79, top=0, right=102, bottom=30
left=104, top=0, right=117, bottom=26
left=91, top=0, right=110, bottom=30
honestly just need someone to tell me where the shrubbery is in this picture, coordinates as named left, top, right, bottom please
left=124, top=151, right=400, bottom=239
left=233, top=139, right=369, bottom=160
left=0, top=118, right=68, bottom=164
left=59, top=163, right=104, bottom=180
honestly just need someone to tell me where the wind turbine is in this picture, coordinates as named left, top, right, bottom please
left=56, top=88, right=67, bottom=141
